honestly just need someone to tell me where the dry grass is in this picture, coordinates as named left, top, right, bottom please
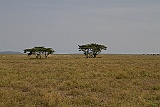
left=0, top=54, right=160, bottom=107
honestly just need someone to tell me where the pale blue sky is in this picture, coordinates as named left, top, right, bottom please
left=0, top=0, right=160, bottom=54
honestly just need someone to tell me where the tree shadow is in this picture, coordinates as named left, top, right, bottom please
left=80, top=56, right=102, bottom=59
left=25, top=57, right=48, bottom=60
left=96, top=57, right=102, bottom=58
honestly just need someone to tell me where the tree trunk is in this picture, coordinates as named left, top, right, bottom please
left=93, top=54, right=97, bottom=58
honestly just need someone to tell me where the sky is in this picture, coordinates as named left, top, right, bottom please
left=0, top=0, right=160, bottom=54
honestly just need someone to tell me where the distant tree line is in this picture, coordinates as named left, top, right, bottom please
left=0, top=51, right=21, bottom=54
left=24, top=43, right=107, bottom=59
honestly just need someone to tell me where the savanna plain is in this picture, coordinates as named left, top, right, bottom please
left=0, top=54, right=160, bottom=107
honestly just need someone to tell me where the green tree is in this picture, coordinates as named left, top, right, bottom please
left=24, top=46, right=55, bottom=59
left=78, top=43, right=107, bottom=58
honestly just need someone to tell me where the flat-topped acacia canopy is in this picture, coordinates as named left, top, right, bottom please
left=78, top=43, right=107, bottom=58
left=24, top=46, right=55, bottom=58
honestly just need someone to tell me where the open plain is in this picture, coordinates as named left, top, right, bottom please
left=0, top=54, right=160, bottom=107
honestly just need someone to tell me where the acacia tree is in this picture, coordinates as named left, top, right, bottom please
left=24, top=46, right=55, bottom=59
left=78, top=43, right=107, bottom=58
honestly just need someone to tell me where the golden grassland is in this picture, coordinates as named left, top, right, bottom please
left=0, top=54, right=160, bottom=107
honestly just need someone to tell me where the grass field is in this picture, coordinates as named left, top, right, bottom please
left=0, top=54, right=160, bottom=107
